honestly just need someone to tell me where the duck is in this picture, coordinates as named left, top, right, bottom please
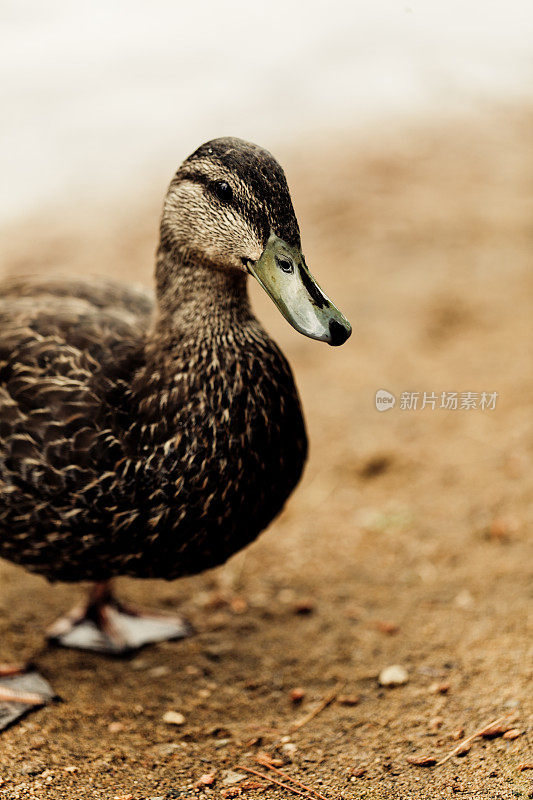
left=0, top=137, right=351, bottom=724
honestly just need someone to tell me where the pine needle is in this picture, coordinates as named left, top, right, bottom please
left=255, top=758, right=329, bottom=800
left=240, top=766, right=313, bottom=798
left=290, top=691, right=337, bottom=732
left=436, top=712, right=517, bottom=767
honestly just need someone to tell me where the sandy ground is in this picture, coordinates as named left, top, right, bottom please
left=0, top=108, right=531, bottom=799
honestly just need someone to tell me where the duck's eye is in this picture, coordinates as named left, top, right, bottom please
left=275, top=255, right=294, bottom=274
left=212, top=180, right=233, bottom=204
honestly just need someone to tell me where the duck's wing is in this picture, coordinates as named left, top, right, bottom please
left=0, top=275, right=153, bottom=368
left=0, top=275, right=153, bottom=318
left=0, top=277, right=154, bottom=576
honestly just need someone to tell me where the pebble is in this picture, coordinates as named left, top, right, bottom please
left=156, top=743, right=181, bottom=756
left=374, top=620, right=399, bottom=635
left=289, top=687, right=305, bottom=703
left=222, top=770, right=246, bottom=786
left=30, top=735, right=46, bottom=749
left=338, top=694, right=360, bottom=706
left=294, top=599, right=315, bottom=615
left=108, top=721, right=124, bottom=733
left=214, top=738, right=231, bottom=748
left=429, top=681, right=450, bottom=694
left=455, top=589, right=474, bottom=609
left=162, top=710, right=185, bottom=725
left=489, top=515, right=519, bottom=539
left=406, top=755, right=437, bottom=767
left=150, top=665, right=170, bottom=678
left=378, top=665, right=409, bottom=686
left=350, top=766, right=367, bottom=778
left=204, top=642, right=232, bottom=659
left=20, top=762, right=45, bottom=776
left=230, top=596, right=248, bottom=613
left=277, top=588, right=296, bottom=604
left=482, top=722, right=514, bottom=739
left=502, top=728, right=523, bottom=740
left=196, top=773, right=216, bottom=786
left=281, top=742, right=297, bottom=759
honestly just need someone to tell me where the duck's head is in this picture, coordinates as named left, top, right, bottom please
left=160, top=137, right=351, bottom=346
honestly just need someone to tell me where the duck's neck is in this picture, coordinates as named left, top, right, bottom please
left=153, top=244, right=253, bottom=343
left=131, top=243, right=279, bottom=438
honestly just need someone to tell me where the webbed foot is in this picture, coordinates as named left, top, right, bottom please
left=0, top=664, right=55, bottom=731
left=47, top=582, right=191, bottom=655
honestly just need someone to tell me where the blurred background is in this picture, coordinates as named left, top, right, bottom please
left=1, top=0, right=533, bottom=222
left=1, top=2, right=532, bottom=797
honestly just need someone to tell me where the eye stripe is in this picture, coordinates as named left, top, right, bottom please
left=178, top=170, right=210, bottom=188
left=177, top=170, right=265, bottom=236
left=175, top=167, right=274, bottom=248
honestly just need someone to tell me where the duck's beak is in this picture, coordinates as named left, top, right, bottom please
left=246, top=232, right=352, bottom=346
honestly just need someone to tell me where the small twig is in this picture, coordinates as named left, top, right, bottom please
left=290, top=691, right=337, bottom=732
left=436, top=712, right=517, bottom=767
left=256, top=758, right=329, bottom=800
left=240, top=767, right=312, bottom=798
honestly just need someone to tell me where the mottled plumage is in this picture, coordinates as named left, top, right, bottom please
left=0, top=139, right=312, bottom=583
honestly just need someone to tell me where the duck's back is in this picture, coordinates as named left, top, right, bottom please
left=0, top=276, right=153, bottom=577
